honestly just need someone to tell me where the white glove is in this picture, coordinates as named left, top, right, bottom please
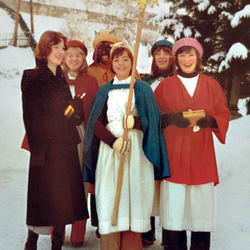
left=123, top=115, right=135, bottom=129
left=112, top=137, right=130, bottom=154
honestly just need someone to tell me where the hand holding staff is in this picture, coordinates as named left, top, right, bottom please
left=112, top=0, right=159, bottom=226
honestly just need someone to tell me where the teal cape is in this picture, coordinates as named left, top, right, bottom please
left=82, top=79, right=170, bottom=183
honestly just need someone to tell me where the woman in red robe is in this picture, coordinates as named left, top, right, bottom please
left=154, top=38, right=230, bottom=250
left=62, top=38, right=98, bottom=247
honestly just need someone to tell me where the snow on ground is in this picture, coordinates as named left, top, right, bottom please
left=0, top=7, right=250, bottom=250
left=213, top=116, right=250, bottom=250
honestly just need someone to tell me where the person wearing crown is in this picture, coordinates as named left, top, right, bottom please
left=83, top=42, right=170, bottom=250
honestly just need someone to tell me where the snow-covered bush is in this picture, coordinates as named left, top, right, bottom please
left=60, top=11, right=93, bottom=51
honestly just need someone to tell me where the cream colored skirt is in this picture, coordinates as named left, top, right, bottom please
left=96, top=129, right=154, bottom=235
left=160, top=181, right=214, bottom=232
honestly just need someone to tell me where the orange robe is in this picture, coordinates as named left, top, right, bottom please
left=87, top=62, right=114, bottom=87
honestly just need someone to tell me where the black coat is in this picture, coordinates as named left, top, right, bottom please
left=21, top=59, right=89, bottom=226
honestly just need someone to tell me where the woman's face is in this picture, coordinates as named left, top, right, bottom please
left=155, top=48, right=171, bottom=70
left=177, top=48, right=197, bottom=74
left=47, top=39, right=65, bottom=66
left=66, top=48, right=85, bottom=72
left=112, top=50, right=132, bottom=80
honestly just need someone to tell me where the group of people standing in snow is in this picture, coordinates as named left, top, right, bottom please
left=21, top=29, right=230, bottom=250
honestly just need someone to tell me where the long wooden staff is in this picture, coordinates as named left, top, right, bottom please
left=112, top=0, right=159, bottom=226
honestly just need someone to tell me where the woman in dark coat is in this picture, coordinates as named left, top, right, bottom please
left=21, top=30, right=89, bottom=250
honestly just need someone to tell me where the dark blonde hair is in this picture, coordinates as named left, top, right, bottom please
left=175, top=46, right=203, bottom=73
left=34, top=30, right=68, bottom=63
left=63, top=47, right=88, bottom=74
left=151, top=46, right=176, bottom=77
left=110, top=47, right=133, bottom=75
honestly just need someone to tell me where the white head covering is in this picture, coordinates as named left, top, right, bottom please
left=110, top=42, right=134, bottom=58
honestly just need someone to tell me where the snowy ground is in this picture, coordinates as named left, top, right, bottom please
left=0, top=6, right=250, bottom=250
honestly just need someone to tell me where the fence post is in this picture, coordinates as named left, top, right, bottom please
left=14, top=0, right=21, bottom=47
left=30, top=0, right=34, bottom=34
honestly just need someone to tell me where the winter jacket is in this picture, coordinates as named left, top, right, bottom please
left=21, top=59, right=89, bottom=226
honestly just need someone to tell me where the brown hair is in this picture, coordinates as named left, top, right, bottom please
left=151, top=46, right=176, bottom=78
left=34, top=30, right=68, bottom=63
left=175, top=46, right=203, bottom=73
left=110, top=47, right=133, bottom=75
left=63, top=47, right=88, bottom=74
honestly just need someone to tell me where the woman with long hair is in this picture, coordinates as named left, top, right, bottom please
left=142, top=39, right=176, bottom=248
left=62, top=38, right=98, bottom=247
left=22, top=30, right=89, bottom=250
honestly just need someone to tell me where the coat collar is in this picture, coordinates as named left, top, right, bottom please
left=35, top=58, right=64, bottom=77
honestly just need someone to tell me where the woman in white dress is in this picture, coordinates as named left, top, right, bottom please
left=83, top=42, right=170, bottom=250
